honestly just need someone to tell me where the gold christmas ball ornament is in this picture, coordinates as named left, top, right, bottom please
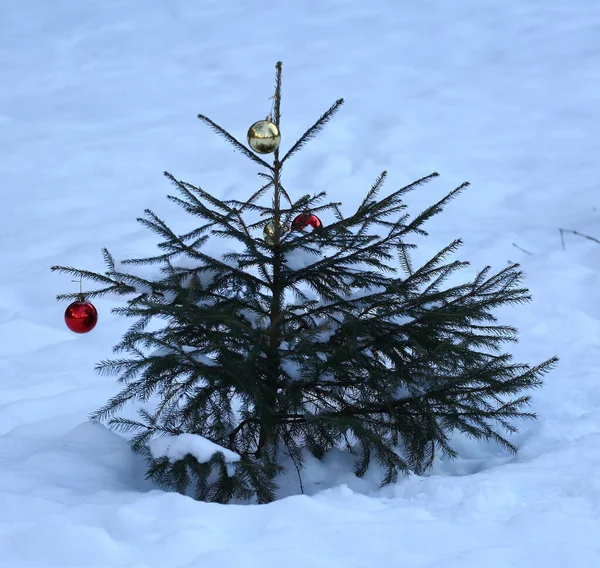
left=263, top=219, right=287, bottom=245
left=247, top=120, right=281, bottom=154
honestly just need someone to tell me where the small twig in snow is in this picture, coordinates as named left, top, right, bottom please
left=512, top=242, right=533, bottom=255
left=559, top=228, right=600, bottom=251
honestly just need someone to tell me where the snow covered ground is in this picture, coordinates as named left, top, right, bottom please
left=2, top=0, right=600, bottom=566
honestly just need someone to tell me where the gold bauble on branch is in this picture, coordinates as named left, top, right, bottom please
left=247, top=119, right=281, bottom=154
left=263, top=219, right=287, bottom=245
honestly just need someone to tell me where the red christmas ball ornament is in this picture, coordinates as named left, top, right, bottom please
left=292, top=212, right=322, bottom=231
left=64, top=299, right=98, bottom=334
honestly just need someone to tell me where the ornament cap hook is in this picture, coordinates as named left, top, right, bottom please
left=71, top=276, right=86, bottom=302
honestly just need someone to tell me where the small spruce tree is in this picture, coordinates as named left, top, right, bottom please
left=52, top=62, right=557, bottom=504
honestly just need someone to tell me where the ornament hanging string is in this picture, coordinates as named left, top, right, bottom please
left=267, top=94, right=275, bottom=124
left=72, top=276, right=85, bottom=302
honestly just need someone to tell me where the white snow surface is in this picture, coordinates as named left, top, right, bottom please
left=2, top=0, right=600, bottom=566
left=149, top=433, right=240, bottom=464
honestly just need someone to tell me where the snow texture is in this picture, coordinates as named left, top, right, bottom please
left=2, top=0, right=600, bottom=566
left=149, top=433, right=241, bottom=464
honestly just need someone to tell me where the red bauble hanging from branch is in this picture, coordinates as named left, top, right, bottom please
left=292, top=212, right=322, bottom=231
left=62, top=276, right=98, bottom=334
left=65, top=299, right=98, bottom=334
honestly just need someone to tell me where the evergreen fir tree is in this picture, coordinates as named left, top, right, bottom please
left=51, top=62, right=557, bottom=504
